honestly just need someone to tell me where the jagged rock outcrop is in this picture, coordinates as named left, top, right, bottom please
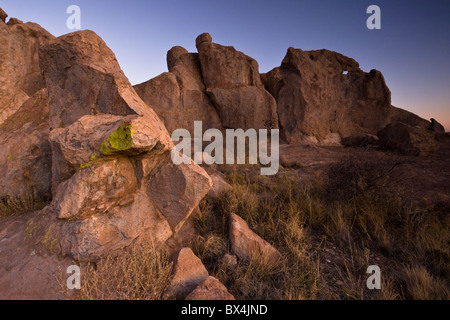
left=196, top=33, right=278, bottom=131
left=377, top=122, right=440, bottom=156
left=0, top=10, right=54, bottom=125
left=229, top=213, right=282, bottom=266
left=0, top=89, right=52, bottom=200
left=37, top=30, right=212, bottom=261
left=341, top=133, right=379, bottom=148
left=263, top=48, right=392, bottom=143
left=135, top=46, right=223, bottom=135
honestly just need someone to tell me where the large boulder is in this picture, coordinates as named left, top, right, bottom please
left=263, top=48, right=392, bottom=143
left=196, top=33, right=278, bottom=131
left=377, top=122, right=439, bottom=156
left=229, top=213, right=282, bottom=266
left=134, top=46, right=223, bottom=135
left=37, top=30, right=212, bottom=261
left=0, top=89, right=52, bottom=200
left=0, top=13, right=54, bottom=125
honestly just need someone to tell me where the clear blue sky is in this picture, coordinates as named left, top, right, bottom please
left=1, top=0, right=449, bottom=130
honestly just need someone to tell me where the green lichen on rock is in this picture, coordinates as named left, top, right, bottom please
left=79, top=152, right=97, bottom=170
left=100, top=123, right=134, bottom=155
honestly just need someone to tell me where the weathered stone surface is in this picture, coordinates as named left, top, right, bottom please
left=38, top=29, right=211, bottom=262
left=166, top=248, right=209, bottom=300
left=378, top=122, right=439, bottom=156
left=207, top=173, right=232, bottom=198
left=196, top=33, right=278, bottom=130
left=49, top=113, right=167, bottom=191
left=186, top=276, right=235, bottom=300
left=7, top=18, right=23, bottom=25
left=388, top=106, right=432, bottom=130
left=0, top=8, right=7, bottom=22
left=51, top=190, right=172, bottom=261
left=135, top=46, right=223, bottom=135
left=39, top=30, right=172, bottom=151
left=0, top=19, right=54, bottom=125
left=341, top=133, right=379, bottom=147
left=51, top=158, right=138, bottom=220
left=147, top=153, right=213, bottom=233
left=0, top=89, right=52, bottom=200
left=229, top=213, right=282, bottom=266
left=264, top=48, right=392, bottom=143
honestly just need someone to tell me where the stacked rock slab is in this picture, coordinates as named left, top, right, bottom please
left=262, top=48, right=393, bottom=143
left=39, top=30, right=212, bottom=261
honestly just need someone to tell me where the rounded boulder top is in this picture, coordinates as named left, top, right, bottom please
left=195, top=33, right=212, bottom=48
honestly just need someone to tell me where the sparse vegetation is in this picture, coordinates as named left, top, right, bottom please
left=191, top=156, right=449, bottom=300
left=62, top=240, right=174, bottom=300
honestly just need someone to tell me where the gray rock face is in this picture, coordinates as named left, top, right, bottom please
left=263, top=48, right=392, bottom=143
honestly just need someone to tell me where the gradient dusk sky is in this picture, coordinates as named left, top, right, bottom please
left=1, top=0, right=449, bottom=130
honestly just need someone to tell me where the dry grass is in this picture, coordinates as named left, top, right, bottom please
left=0, top=194, right=49, bottom=219
left=61, top=240, right=174, bottom=300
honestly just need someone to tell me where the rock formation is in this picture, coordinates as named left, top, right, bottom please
left=262, top=48, right=392, bottom=143
left=0, top=89, right=52, bottom=200
left=377, top=122, right=440, bottom=156
left=35, top=30, right=212, bottom=261
left=0, top=14, right=54, bottom=125
left=135, top=33, right=278, bottom=134
left=229, top=213, right=282, bottom=266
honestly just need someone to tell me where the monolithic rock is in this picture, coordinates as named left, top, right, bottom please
left=185, top=276, right=235, bottom=300
left=0, top=15, right=54, bottom=125
left=263, top=48, right=392, bottom=143
left=166, top=248, right=209, bottom=300
left=0, top=89, right=52, bottom=200
left=377, top=122, right=439, bottom=156
left=196, top=33, right=278, bottom=130
left=229, top=213, right=282, bottom=266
